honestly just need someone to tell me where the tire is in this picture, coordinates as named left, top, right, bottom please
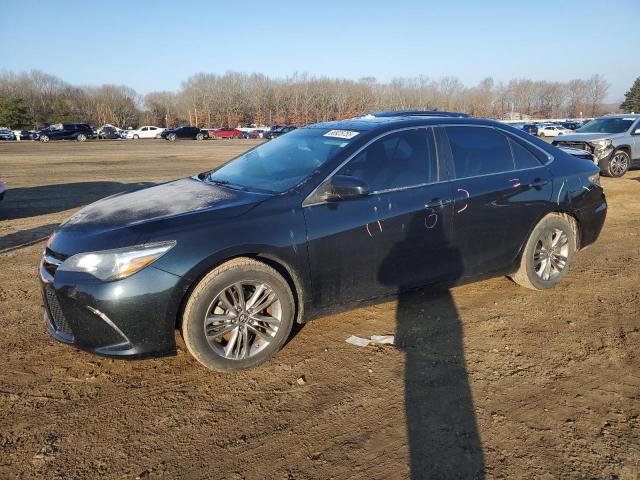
left=133, top=134, right=139, bottom=140
left=510, top=213, right=577, bottom=291
left=40, top=135, right=49, bottom=142
left=599, top=149, right=630, bottom=178
left=196, top=133, right=204, bottom=141
left=168, top=133, right=177, bottom=142
left=539, top=132, right=546, bottom=137
left=181, top=258, right=295, bottom=371
left=77, top=134, right=87, bottom=142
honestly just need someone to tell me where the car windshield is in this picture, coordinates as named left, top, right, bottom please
left=206, top=128, right=357, bottom=193
left=577, top=118, right=635, bottom=134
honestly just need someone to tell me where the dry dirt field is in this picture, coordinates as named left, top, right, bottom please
left=0, top=140, right=639, bottom=480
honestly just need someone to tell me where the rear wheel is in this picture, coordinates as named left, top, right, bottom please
left=600, top=149, right=630, bottom=177
left=510, top=213, right=576, bottom=290
left=196, top=133, right=205, bottom=141
left=181, top=258, right=295, bottom=371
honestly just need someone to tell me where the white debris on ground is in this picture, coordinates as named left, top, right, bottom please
left=346, top=335, right=395, bottom=347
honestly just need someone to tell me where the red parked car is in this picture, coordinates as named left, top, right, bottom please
left=209, top=128, right=244, bottom=139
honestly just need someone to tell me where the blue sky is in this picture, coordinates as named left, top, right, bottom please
left=1, top=0, right=637, bottom=101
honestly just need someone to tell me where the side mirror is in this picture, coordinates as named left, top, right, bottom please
left=303, top=175, right=370, bottom=206
left=324, top=175, right=369, bottom=202
left=633, top=128, right=640, bottom=135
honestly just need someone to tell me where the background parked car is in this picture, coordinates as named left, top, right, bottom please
left=37, top=123, right=95, bottom=142
left=538, top=125, right=572, bottom=137
left=245, top=129, right=265, bottom=139
left=521, top=124, right=539, bottom=135
left=0, top=128, right=17, bottom=140
left=263, top=125, right=296, bottom=139
left=13, top=129, right=38, bottom=140
left=552, top=114, right=640, bottom=177
left=97, top=126, right=122, bottom=139
left=126, top=125, right=165, bottom=139
left=209, top=127, right=243, bottom=139
left=160, top=126, right=207, bottom=141
left=560, top=121, right=581, bottom=130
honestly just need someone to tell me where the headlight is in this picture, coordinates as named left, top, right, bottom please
left=588, top=173, right=601, bottom=187
left=591, top=139, right=612, bottom=150
left=58, top=241, right=175, bottom=281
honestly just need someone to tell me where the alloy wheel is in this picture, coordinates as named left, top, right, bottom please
left=203, top=282, right=281, bottom=360
left=610, top=152, right=629, bottom=176
left=533, top=228, right=569, bottom=281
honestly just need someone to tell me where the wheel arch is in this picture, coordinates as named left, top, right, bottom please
left=174, top=252, right=305, bottom=331
left=512, top=209, right=581, bottom=270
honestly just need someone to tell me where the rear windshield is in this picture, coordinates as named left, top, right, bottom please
left=577, top=118, right=635, bottom=134
left=207, top=128, right=358, bottom=193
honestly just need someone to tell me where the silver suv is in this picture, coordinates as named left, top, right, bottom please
left=553, top=114, right=640, bottom=177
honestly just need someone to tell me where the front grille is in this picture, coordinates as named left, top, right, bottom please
left=555, top=141, right=593, bottom=153
left=44, top=285, right=73, bottom=337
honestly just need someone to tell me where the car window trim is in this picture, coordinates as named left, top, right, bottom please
left=438, top=124, right=554, bottom=182
left=302, top=126, right=442, bottom=207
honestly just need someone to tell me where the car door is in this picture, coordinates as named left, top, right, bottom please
left=138, top=127, right=149, bottom=138
left=303, top=127, right=456, bottom=307
left=147, top=126, right=158, bottom=138
left=632, top=119, right=640, bottom=160
left=438, top=125, right=553, bottom=277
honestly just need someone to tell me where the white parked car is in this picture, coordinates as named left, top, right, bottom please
left=538, top=125, right=572, bottom=137
left=126, top=126, right=165, bottom=139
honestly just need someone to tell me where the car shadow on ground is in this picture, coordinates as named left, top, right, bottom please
left=0, top=181, right=155, bottom=220
left=0, top=223, right=58, bottom=252
left=379, top=213, right=485, bottom=479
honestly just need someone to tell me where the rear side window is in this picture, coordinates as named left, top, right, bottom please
left=507, top=136, right=542, bottom=169
left=337, top=128, right=437, bottom=191
left=445, top=126, right=514, bottom=178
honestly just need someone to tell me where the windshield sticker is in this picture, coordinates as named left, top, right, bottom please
left=324, top=129, right=360, bottom=139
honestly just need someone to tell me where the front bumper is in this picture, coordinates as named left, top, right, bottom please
left=40, top=258, right=185, bottom=358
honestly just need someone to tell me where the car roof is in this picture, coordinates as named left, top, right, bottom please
left=303, top=112, right=501, bottom=134
left=601, top=114, right=640, bottom=119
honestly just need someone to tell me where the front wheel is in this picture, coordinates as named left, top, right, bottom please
left=40, top=135, right=49, bottom=142
left=181, top=258, right=295, bottom=371
left=510, top=213, right=576, bottom=290
left=76, top=133, right=87, bottom=142
left=133, top=134, right=139, bottom=140
left=168, top=133, right=177, bottom=142
left=600, top=149, right=630, bottom=177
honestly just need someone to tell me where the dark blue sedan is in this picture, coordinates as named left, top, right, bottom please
left=40, top=111, right=606, bottom=370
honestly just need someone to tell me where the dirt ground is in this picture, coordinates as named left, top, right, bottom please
left=0, top=139, right=638, bottom=479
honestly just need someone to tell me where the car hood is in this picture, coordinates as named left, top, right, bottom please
left=553, top=132, right=627, bottom=143
left=50, top=177, right=271, bottom=255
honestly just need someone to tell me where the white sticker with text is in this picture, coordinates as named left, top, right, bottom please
left=323, top=129, right=360, bottom=139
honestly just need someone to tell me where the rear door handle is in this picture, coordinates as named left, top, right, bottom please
left=528, top=178, right=549, bottom=188
left=425, top=197, right=452, bottom=209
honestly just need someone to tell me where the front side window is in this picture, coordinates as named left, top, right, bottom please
left=336, top=128, right=437, bottom=192
left=445, top=126, right=514, bottom=179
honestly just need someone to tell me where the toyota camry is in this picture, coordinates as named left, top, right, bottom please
left=40, top=111, right=606, bottom=371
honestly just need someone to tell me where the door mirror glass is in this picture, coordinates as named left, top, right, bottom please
left=634, top=128, right=640, bottom=135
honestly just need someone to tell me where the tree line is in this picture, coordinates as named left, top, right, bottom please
left=0, top=69, right=622, bottom=130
